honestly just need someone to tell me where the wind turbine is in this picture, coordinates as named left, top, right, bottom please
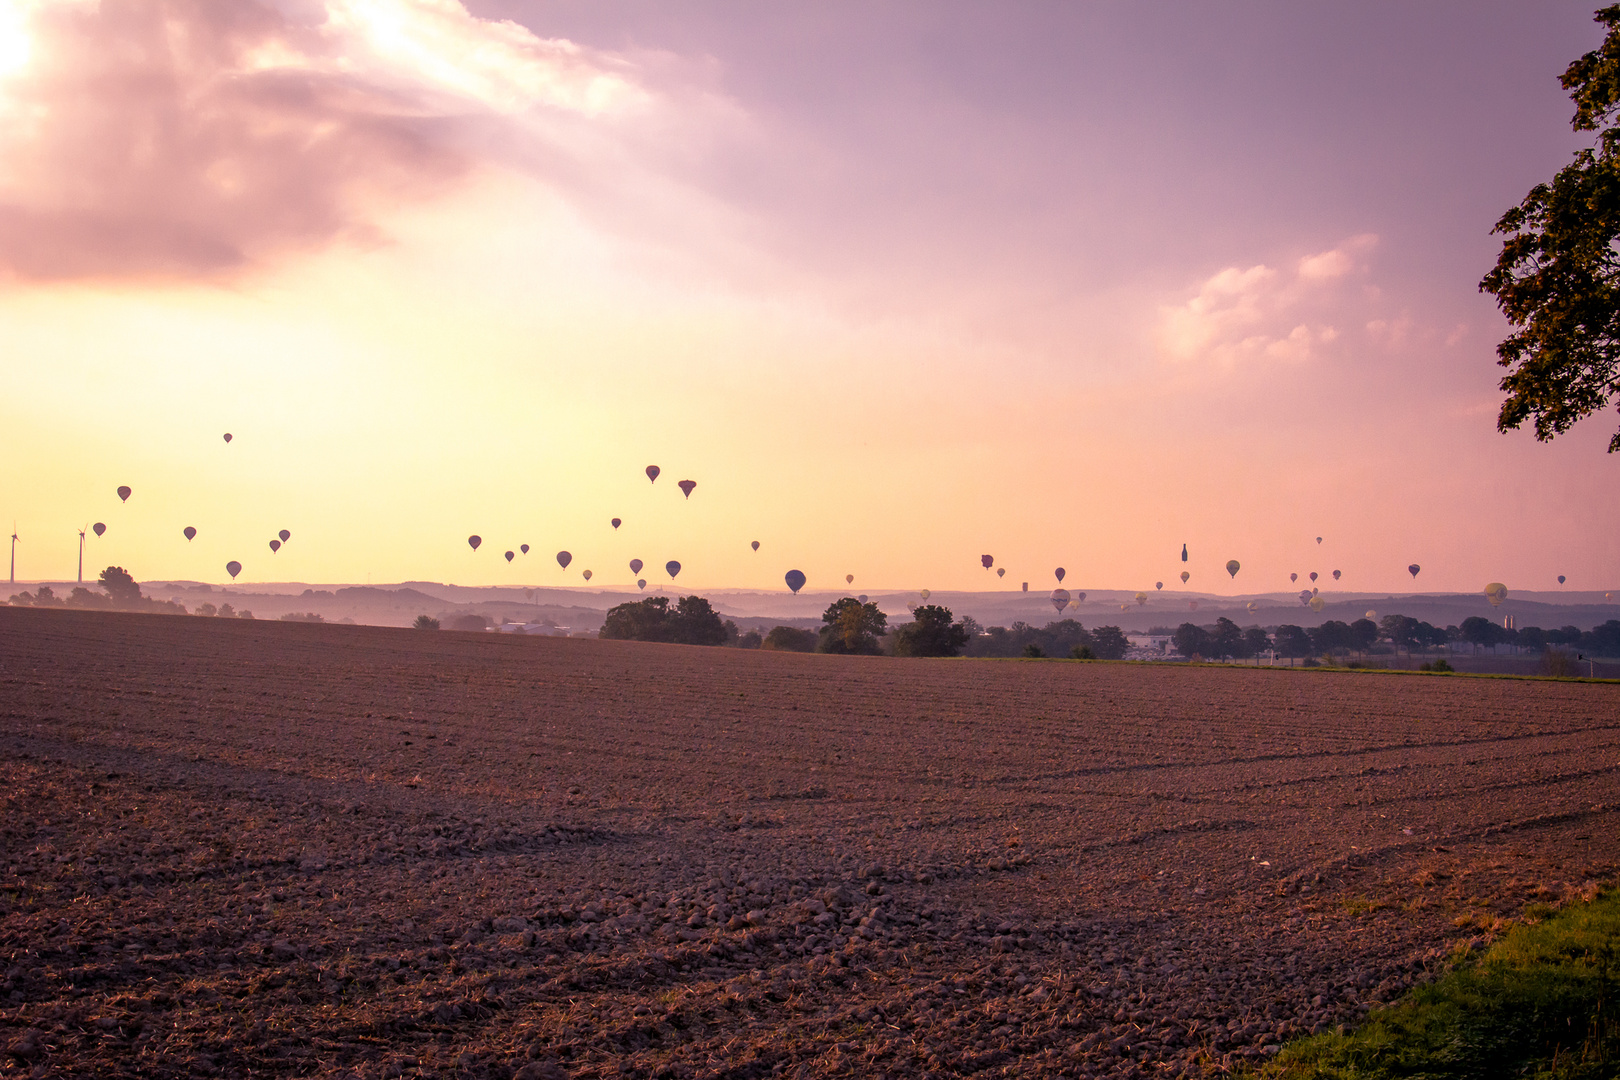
left=9, top=526, right=17, bottom=586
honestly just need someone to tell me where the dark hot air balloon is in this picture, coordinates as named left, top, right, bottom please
left=611, top=518, right=621, bottom=529
left=846, top=574, right=854, bottom=584
left=1155, top=581, right=1163, bottom=590
left=637, top=579, right=647, bottom=590
left=858, top=594, right=868, bottom=603
left=226, top=561, right=242, bottom=579
left=1299, top=590, right=1313, bottom=605
left=521, top=544, right=529, bottom=554
left=666, top=560, right=681, bottom=578
left=645, top=466, right=660, bottom=483
left=1226, top=560, right=1240, bottom=578
left=468, top=535, right=482, bottom=550
left=92, top=523, right=106, bottom=537
left=1021, top=582, right=1028, bottom=591
left=1074, top=592, right=1087, bottom=603
left=278, top=529, right=290, bottom=543
left=997, top=568, right=1005, bottom=578
left=981, top=554, right=993, bottom=569
left=1180, top=570, right=1189, bottom=584
left=1054, top=567, right=1065, bottom=583
left=1309, top=571, right=1318, bottom=582
left=269, top=540, right=281, bottom=553
left=1332, top=569, right=1341, bottom=580
left=117, top=486, right=131, bottom=502
left=1181, top=543, right=1187, bottom=562
left=557, top=551, right=572, bottom=569
left=629, top=558, right=643, bottom=575
left=785, top=569, right=806, bottom=594
left=223, top=433, right=232, bottom=443
left=1408, top=564, right=1420, bottom=578
left=1316, top=536, right=1322, bottom=544
left=183, top=526, right=196, bottom=541
left=582, top=570, right=592, bottom=581
left=1289, top=572, right=1297, bottom=583
left=750, top=540, right=760, bottom=551
left=504, top=551, right=514, bottom=562
left=678, top=480, right=696, bottom=498
left=1558, top=575, right=1566, bottom=585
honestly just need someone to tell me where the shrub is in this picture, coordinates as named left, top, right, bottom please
left=414, top=614, right=440, bottom=630
left=1540, top=651, right=1577, bottom=677
left=737, top=630, right=763, bottom=649
left=1432, top=658, right=1454, bottom=673
left=280, top=612, right=326, bottom=623
left=1071, top=644, right=1096, bottom=660
left=1022, top=643, right=1044, bottom=658
left=448, top=613, right=490, bottom=631
left=762, top=626, right=818, bottom=652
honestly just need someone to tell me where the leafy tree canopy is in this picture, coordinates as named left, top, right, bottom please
left=1481, top=5, right=1620, bottom=451
left=599, top=595, right=727, bottom=646
left=892, top=604, right=970, bottom=658
left=818, top=597, right=888, bottom=655
left=98, top=565, right=141, bottom=604
left=762, top=625, right=818, bottom=652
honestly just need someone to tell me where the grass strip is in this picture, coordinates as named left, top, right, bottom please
left=1252, top=886, right=1619, bottom=1079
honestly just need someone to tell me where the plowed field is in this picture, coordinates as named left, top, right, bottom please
left=2, top=608, right=1617, bottom=1079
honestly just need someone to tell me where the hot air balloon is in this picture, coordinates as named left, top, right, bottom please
left=1075, top=592, right=1087, bottom=603
left=906, top=602, right=918, bottom=613
left=1119, top=603, right=1128, bottom=611
left=521, top=544, right=530, bottom=555
left=1246, top=601, right=1259, bottom=613
left=93, top=523, right=105, bottom=537
left=1607, top=593, right=1614, bottom=603
left=226, top=561, right=241, bottom=579
left=1299, top=590, right=1313, bottom=606
left=750, top=540, right=760, bottom=551
left=1054, top=567, right=1066, bottom=583
left=183, top=526, right=196, bottom=541
left=1332, top=570, right=1341, bottom=580
left=1558, top=575, right=1566, bottom=585
left=1180, top=571, right=1190, bottom=584
left=785, top=569, right=806, bottom=594
left=557, top=551, right=572, bottom=569
left=1226, top=560, right=1240, bottom=578
left=1365, top=610, right=1377, bottom=620
left=1135, top=592, right=1147, bottom=606
left=1309, top=596, right=1326, bottom=613
left=504, top=551, right=514, bottom=562
left=117, top=486, right=131, bottom=502
left=223, top=433, right=232, bottom=443
left=1309, top=572, right=1318, bottom=583
left=270, top=540, right=281, bottom=553
left=468, top=535, right=482, bottom=551
left=1181, top=543, right=1188, bottom=562
left=1050, top=588, right=1070, bottom=614
left=629, top=559, right=643, bottom=575
left=1484, top=582, right=1508, bottom=606
left=637, top=579, right=647, bottom=590
left=1289, top=572, right=1297, bottom=583
left=981, top=554, right=994, bottom=570
left=858, top=595, right=868, bottom=603
left=920, top=589, right=930, bottom=600
left=1312, top=587, right=1319, bottom=596
left=582, top=569, right=592, bottom=581
left=997, top=567, right=1006, bottom=578
left=611, top=519, right=621, bottom=530
left=1188, top=600, right=1199, bottom=610
left=678, top=480, right=696, bottom=499
left=1316, top=536, right=1322, bottom=544
left=846, top=574, right=854, bottom=584
left=278, top=529, right=291, bottom=543
left=1021, top=582, right=1028, bottom=591
left=1155, top=581, right=1163, bottom=590
left=1408, top=564, right=1420, bottom=578
left=646, top=466, right=660, bottom=483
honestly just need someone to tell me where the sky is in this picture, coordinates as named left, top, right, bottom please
left=1, top=0, right=1617, bottom=596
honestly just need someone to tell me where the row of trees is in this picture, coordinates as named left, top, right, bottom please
left=1168, top=616, right=1620, bottom=661
left=8, top=567, right=186, bottom=614
left=597, top=596, right=978, bottom=658
left=961, top=619, right=1130, bottom=660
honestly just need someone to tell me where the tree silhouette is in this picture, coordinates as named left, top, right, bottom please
left=98, top=566, right=141, bottom=605
left=892, top=605, right=969, bottom=657
left=818, top=597, right=888, bottom=654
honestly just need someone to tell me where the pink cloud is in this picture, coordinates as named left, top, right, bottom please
left=0, top=0, right=655, bottom=281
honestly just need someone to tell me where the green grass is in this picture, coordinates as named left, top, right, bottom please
left=1251, top=887, right=1619, bottom=1079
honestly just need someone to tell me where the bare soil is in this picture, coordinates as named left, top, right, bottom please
left=1, top=608, right=1617, bottom=1080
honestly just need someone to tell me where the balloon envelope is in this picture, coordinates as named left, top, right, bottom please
left=665, top=561, right=681, bottom=578
left=1299, top=590, right=1313, bottom=605
left=785, top=569, right=806, bottom=594
left=1225, top=560, right=1240, bottom=578
left=629, top=559, right=643, bottom=574
left=1366, top=610, right=1378, bottom=620
left=223, top=433, right=232, bottom=443
left=858, top=594, right=868, bottom=603
left=1484, top=582, right=1508, bottom=606
left=646, top=465, right=660, bottom=483
left=1309, top=596, right=1326, bottom=613
left=1290, top=572, right=1297, bottom=582
left=504, top=551, right=514, bottom=562
left=1181, top=543, right=1187, bottom=562
left=678, top=479, right=696, bottom=499
left=611, top=519, right=621, bottom=530
left=1332, top=570, right=1341, bottom=580
left=1054, top=567, right=1065, bottom=583
left=520, top=544, right=529, bottom=554
left=1246, top=601, right=1258, bottom=613
left=846, top=574, right=854, bottom=584
left=1021, top=582, right=1028, bottom=592
left=269, top=540, right=281, bottom=552
left=920, top=589, right=930, bottom=600
left=1558, top=575, right=1566, bottom=585
left=750, top=540, right=760, bottom=551
left=278, top=529, right=290, bottom=543
left=92, top=522, right=105, bottom=537
left=1135, top=592, right=1147, bottom=605
left=582, top=569, right=592, bottom=581
left=117, top=486, right=131, bottom=502
left=468, top=535, right=481, bottom=551
left=1316, top=536, right=1322, bottom=544
left=183, top=526, right=196, bottom=541
left=1155, top=581, right=1163, bottom=590
left=1050, top=588, right=1070, bottom=613
left=637, top=579, right=647, bottom=590
left=226, top=561, right=241, bottom=579
left=980, top=554, right=993, bottom=569
left=1408, top=564, right=1420, bottom=578
left=557, top=551, right=572, bottom=569
left=1075, top=592, right=1086, bottom=603
left=997, top=568, right=1005, bottom=578
left=1180, top=571, right=1189, bottom=584
left=1309, top=572, right=1317, bottom=582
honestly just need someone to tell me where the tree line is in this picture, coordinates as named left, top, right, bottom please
left=1167, top=616, right=1620, bottom=662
